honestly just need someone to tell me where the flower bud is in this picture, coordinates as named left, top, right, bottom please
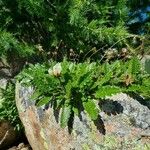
left=48, top=63, right=62, bottom=77
left=53, top=63, right=62, bottom=77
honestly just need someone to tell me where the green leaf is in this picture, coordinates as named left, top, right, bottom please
left=83, top=100, right=99, bottom=120
left=126, top=84, right=140, bottom=92
left=60, top=105, right=71, bottom=128
left=30, top=90, right=41, bottom=100
left=128, top=57, right=141, bottom=75
left=142, top=77, right=150, bottom=87
left=95, top=86, right=121, bottom=99
left=130, top=84, right=148, bottom=91
left=36, top=97, right=51, bottom=107
left=127, top=84, right=150, bottom=95
left=91, top=70, right=113, bottom=90
left=99, top=72, right=113, bottom=86
left=72, top=107, right=79, bottom=116
left=65, top=80, right=72, bottom=99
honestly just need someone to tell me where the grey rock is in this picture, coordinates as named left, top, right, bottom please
left=0, top=68, right=12, bottom=78
left=16, top=83, right=150, bottom=150
left=0, top=78, right=8, bottom=89
left=105, top=93, right=150, bottom=129
left=18, top=143, right=25, bottom=149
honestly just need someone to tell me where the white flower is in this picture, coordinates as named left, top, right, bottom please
left=48, top=63, right=62, bottom=77
left=53, top=63, right=62, bottom=76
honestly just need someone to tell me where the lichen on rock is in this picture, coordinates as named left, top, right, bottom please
left=15, top=83, right=150, bottom=150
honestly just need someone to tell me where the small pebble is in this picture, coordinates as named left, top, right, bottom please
left=18, top=143, right=25, bottom=149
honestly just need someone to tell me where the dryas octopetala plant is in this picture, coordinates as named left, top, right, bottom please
left=17, top=57, right=150, bottom=128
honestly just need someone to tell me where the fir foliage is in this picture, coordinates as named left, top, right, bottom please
left=1, top=0, right=149, bottom=61
left=0, top=30, right=34, bottom=57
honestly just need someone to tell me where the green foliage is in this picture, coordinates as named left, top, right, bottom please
left=0, top=30, right=34, bottom=57
left=127, top=56, right=141, bottom=75
left=0, top=82, right=23, bottom=131
left=95, top=86, right=121, bottom=99
left=1, top=0, right=148, bottom=62
left=0, top=29, right=35, bottom=75
left=17, top=60, right=101, bottom=127
left=0, top=0, right=149, bottom=134
left=17, top=57, right=150, bottom=128
left=60, top=105, right=72, bottom=128
left=83, top=99, right=99, bottom=120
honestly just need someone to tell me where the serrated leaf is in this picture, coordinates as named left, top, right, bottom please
left=127, top=84, right=150, bottom=98
left=128, top=57, right=140, bottom=75
left=30, top=90, right=41, bottom=100
left=127, top=84, right=140, bottom=91
left=95, top=86, right=121, bottom=99
left=127, top=84, right=149, bottom=93
left=83, top=100, right=99, bottom=120
left=91, top=71, right=113, bottom=90
left=99, top=71, right=113, bottom=86
left=36, top=97, right=51, bottom=107
left=60, top=105, right=71, bottom=128
left=65, top=80, right=72, bottom=99
left=72, top=107, right=79, bottom=116
left=143, top=78, right=150, bottom=87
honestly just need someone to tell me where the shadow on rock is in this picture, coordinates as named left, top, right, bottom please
left=128, top=92, right=150, bottom=109
left=94, top=115, right=106, bottom=135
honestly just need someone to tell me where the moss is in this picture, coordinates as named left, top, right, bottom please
left=82, top=144, right=91, bottom=150
left=40, top=128, right=49, bottom=150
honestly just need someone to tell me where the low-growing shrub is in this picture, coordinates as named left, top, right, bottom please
left=17, top=57, right=150, bottom=128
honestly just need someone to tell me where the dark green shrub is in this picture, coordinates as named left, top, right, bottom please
left=1, top=0, right=149, bottom=62
left=0, top=30, right=34, bottom=57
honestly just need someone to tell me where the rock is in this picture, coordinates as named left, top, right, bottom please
left=8, top=146, right=17, bottom=150
left=0, top=78, right=8, bottom=89
left=0, top=55, right=26, bottom=78
left=0, top=78, right=8, bottom=105
left=107, top=93, right=150, bottom=129
left=15, top=83, right=150, bottom=150
left=20, top=148, right=30, bottom=150
left=0, top=68, right=12, bottom=78
left=0, top=121, right=17, bottom=149
left=7, top=143, right=31, bottom=150
left=20, top=144, right=31, bottom=150
left=17, top=143, right=25, bottom=149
